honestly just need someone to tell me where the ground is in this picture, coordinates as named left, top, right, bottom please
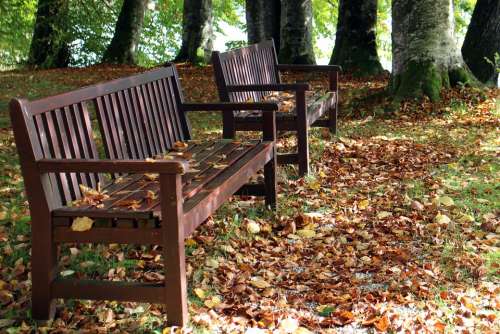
left=0, top=65, right=498, bottom=333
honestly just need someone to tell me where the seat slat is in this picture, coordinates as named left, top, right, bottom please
left=52, top=279, right=165, bottom=303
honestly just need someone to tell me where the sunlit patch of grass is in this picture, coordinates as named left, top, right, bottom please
left=484, top=250, right=500, bottom=279
left=61, top=246, right=138, bottom=277
left=404, top=179, right=427, bottom=199
left=437, top=155, right=499, bottom=217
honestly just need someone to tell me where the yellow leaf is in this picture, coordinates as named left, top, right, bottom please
left=434, top=213, right=451, bottom=225
left=433, top=196, right=455, bottom=207
left=358, top=199, right=369, bottom=210
left=185, top=238, right=197, bottom=247
left=0, top=209, right=7, bottom=220
left=246, top=221, right=261, bottom=234
left=71, top=217, right=94, bottom=232
left=194, top=288, right=206, bottom=300
left=297, top=229, right=316, bottom=238
left=295, top=327, right=313, bottom=334
left=204, top=295, right=221, bottom=308
left=377, top=211, right=392, bottom=219
left=250, top=277, right=271, bottom=289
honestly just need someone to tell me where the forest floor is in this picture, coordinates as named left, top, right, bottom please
left=0, top=65, right=498, bottom=333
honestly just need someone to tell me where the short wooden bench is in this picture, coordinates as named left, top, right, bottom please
left=10, top=64, right=278, bottom=326
left=212, top=40, right=341, bottom=175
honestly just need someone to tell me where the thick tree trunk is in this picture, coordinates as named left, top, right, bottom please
left=279, top=0, right=315, bottom=64
left=391, top=0, right=474, bottom=101
left=263, top=0, right=281, bottom=50
left=246, top=0, right=265, bottom=44
left=175, top=0, right=213, bottom=64
left=330, top=0, right=383, bottom=76
left=246, top=0, right=281, bottom=49
left=28, top=0, right=70, bottom=68
left=462, top=0, right=500, bottom=85
left=102, top=0, right=147, bottom=65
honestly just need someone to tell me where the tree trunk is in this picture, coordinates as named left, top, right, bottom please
left=391, top=0, right=475, bottom=102
left=175, top=0, right=213, bottom=64
left=246, top=0, right=265, bottom=44
left=246, top=0, right=281, bottom=49
left=263, top=0, right=281, bottom=50
left=28, top=0, right=70, bottom=68
left=330, top=0, right=383, bottom=76
left=279, top=0, right=315, bottom=64
left=102, top=0, right=147, bottom=65
left=462, top=0, right=500, bottom=85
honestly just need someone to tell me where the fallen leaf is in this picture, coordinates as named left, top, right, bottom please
left=297, top=229, right=316, bottom=238
left=71, top=217, right=94, bottom=232
left=194, top=288, right=206, bottom=300
left=374, top=315, right=389, bottom=332
left=249, top=277, right=271, bottom=289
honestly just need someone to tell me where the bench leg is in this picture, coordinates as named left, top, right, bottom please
left=329, top=71, right=339, bottom=134
left=160, top=174, right=188, bottom=327
left=31, top=212, right=57, bottom=320
left=296, top=91, right=309, bottom=176
left=329, top=104, right=338, bottom=134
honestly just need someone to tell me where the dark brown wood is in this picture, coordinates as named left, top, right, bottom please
left=52, top=279, right=165, bottom=303
left=10, top=63, right=277, bottom=327
left=212, top=40, right=341, bottom=175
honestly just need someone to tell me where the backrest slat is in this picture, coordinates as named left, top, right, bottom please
left=12, top=65, right=189, bottom=207
left=213, top=40, right=280, bottom=104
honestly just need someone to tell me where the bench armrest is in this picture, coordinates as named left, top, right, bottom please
left=226, top=83, right=310, bottom=92
left=182, top=102, right=278, bottom=112
left=277, top=64, right=342, bottom=72
left=37, top=158, right=188, bottom=174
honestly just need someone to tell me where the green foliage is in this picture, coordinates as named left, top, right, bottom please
left=136, top=0, right=183, bottom=66
left=0, top=0, right=37, bottom=68
left=454, top=0, right=476, bottom=36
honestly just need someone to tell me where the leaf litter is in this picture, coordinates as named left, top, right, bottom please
left=0, top=64, right=498, bottom=333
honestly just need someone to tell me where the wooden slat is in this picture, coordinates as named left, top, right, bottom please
left=52, top=279, right=165, bottom=303
left=53, top=226, right=160, bottom=244
left=183, top=142, right=274, bottom=235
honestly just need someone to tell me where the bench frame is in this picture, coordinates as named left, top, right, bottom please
left=212, top=39, right=341, bottom=175
left=10, top=65, right=278, bottom=327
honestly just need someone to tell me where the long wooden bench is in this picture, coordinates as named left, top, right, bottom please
left=212, top=39, right=341, bottom=175
left=10, top=64, right=278, bottom=327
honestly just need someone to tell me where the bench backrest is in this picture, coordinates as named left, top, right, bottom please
left=212, top=40, right=281, bottom=103
left=10, top=65, right=190, bottom=208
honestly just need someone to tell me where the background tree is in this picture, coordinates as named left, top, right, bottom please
left=391, top=0, right=475, bottom=102
left=28, top=0, right=70, bottom=68
left=175, top=0, right=213, bottom=64
left=462, top=0, right=500, bottom=85
left=330, top=0, right=383, bottom=76
left=245, top=0, right=281, bottom=48
left=279, top=0, right=315, bottom=64
left=102, top=0, right=147, bottom=65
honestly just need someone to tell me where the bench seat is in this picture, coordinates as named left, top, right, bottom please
left=234, top=91, right=337, bottom=130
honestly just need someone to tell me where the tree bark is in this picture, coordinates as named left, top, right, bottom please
left=462, top=0, right=500, bottom=85
left=102, top=0, right=147, bottom=65
left=246, top=0, right=265, bottom=44
left=330, top=0, right=383, bottom=76
left=246, top=0, right=281, bottom=49
left=279, top=0, right=315, bottom=64
left=175, top=0, right=213, bottom=64
left=28, top=0, right=70, bottom=68
left=391, top=0, right=475, bottom=102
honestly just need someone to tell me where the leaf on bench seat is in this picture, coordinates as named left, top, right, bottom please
left=144, top=173, right=158, bottom=181
left=71, top=217, right=94, bottom=232
left=173, top=141, right=189, bottom=151
left=73, top=184, right=109, bottom=208
left=116, top=199, right=142, bottom=210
